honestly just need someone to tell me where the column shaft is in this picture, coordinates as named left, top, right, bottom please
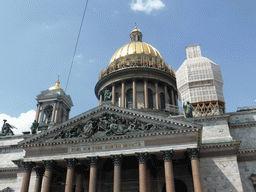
left=42, top=160, right=55, bottom=192
left=99, top=94, right=103, bottom=105
left=121, top=81, right=125, bottom=108
left=39, top=110, right=44, bottom=123
left=88, top=157, right=99, bottom=192
left=144, top=80, right=148, bottom=108
left=35, top=104, right=41, bottom=121
left=75, top=174, right=83, bottom=192
left=164, top=84, right=168, bottom=104
left=112, top=84, right=116, bottom=105
left=113, top=164, right=121, bottom=192
left=51, top=102, right=57, bottom=122
left=164, top=160, right=175, bottom=192
left=171, top=89, right=175, bottom=105
left=136, top=153, right=148, bottom=192
left=133, top=79, right=137, bottom=108
left=67, top=110, right=70, bottom=120
left=139, top=163, right=147, bottom=192
left=155, top=82, right=159, bottom=110
left=191, top=159, right=203, bottom=192
left=175, top=94, right=178, bottom=106
left=188, top=148, right=203, bottom=192
left=89, top=166, right=98, bottom=192
left=21, top=170, right=32, bottom=192
left=34, top=168, right=44, bottom=192
left=34, top=176, right=43, bottom=192
left=65, top=167, right=75, bottom=192
left=57, top=103, right=63, bottom=123
left=42, top=169, right=53, bottom=192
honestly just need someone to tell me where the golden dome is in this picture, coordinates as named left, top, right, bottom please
left=110, top=41, right=164, bottom=64
left=109, top=26, right=164, bottom=65
left=49, top=76, right=65, bottom=92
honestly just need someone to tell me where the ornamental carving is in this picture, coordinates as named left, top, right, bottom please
left=161, top=150, right=174, bottom=161
left=65, top=158, right=78, bottom=168
left=88, top=156, right=100, bottom=167
left=53, top=113, right=173, bottom=140
left=43, top=160, right=56, bottom=170
left=21, top=161, right=35, bottom=171
left=111, top=154, right=123, bottom=165
left=187, top=148, right=200, bottom=159
left=135, top=152, right=149, bottom=163
left=0, top=187, right=14, bottom=192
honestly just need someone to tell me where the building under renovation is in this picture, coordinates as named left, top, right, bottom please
left=0, top=27, right=255, bottom=192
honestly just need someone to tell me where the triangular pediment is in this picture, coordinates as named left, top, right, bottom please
left=19, top=104, right=202, bottom=146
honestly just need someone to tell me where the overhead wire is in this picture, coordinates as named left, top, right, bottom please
left=65, top=0, right=89, bottom=92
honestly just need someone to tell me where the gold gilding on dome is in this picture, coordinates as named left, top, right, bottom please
left=98, top=26, right=176, bottom=81
left=49, top=76, right=64, bottom=92
left=110, top=42, right=163, bottom=64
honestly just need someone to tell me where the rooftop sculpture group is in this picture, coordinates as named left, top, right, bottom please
left=53, top=113, right=172, bottom=140
left=0, top=120, right=16, bottom=136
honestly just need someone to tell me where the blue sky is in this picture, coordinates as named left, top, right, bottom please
left=0, top=0, right=255, bottom=133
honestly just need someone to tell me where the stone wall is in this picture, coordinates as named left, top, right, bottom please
left=229, top=111, right=256, bottom=149
left=200, top=155, right=243, bottom=192
left=238, top=161, right=256, bottom=192
left=195, top=116, right=233, bottom=143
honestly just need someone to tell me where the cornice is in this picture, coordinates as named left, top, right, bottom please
left=229, top=121, right=256, bottom=129
left=192, top=114, right=230, bottom=122
left=19, top=104, right=202, bottom=147
left=21, top=127, right=201, bottom=148
left=238, top=148, right=256, bottom=154
left=0, top=168, right=19, bottom=173
left=201, top=140, right=241, bottom=151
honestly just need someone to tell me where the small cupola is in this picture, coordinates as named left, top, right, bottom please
left=130, top=26, right=143, bottom=42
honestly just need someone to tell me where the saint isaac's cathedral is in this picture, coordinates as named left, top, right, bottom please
left=0, top=27, right=255, bottom=192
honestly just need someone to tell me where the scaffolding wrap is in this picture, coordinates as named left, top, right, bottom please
left=176, top=45, right=225, bottom=115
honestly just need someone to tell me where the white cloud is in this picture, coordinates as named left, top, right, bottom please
left=130, top=0, right=165, bottom=14
left=0, top=110, right=36, bottom=135
left=75, top=54, right=82, bottom=59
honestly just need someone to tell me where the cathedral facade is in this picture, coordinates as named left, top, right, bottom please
left=0, top=27, right=255, bottom=192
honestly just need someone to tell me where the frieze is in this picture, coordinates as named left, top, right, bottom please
left=69, top=142, right=142, bottom=153
left=229, top=121, right=256, bottom=129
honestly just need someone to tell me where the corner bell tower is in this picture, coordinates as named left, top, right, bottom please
left=35, top=77, right=73, bottom=130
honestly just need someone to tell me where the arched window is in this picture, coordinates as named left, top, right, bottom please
left=126, top=89, right=133, bottom=109
left=43, top=105, right=53, bottom=124
left=160, top=93, right=165, bottom=110
left=148, top=89, right=153, bottom=109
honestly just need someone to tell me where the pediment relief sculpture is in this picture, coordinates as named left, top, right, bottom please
left=0, top=187, right=14, bottom=192
left=52, top=113, right=175, bottom=140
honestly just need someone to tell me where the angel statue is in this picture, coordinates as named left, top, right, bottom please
left=103, top=88, right=112, bottom=102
